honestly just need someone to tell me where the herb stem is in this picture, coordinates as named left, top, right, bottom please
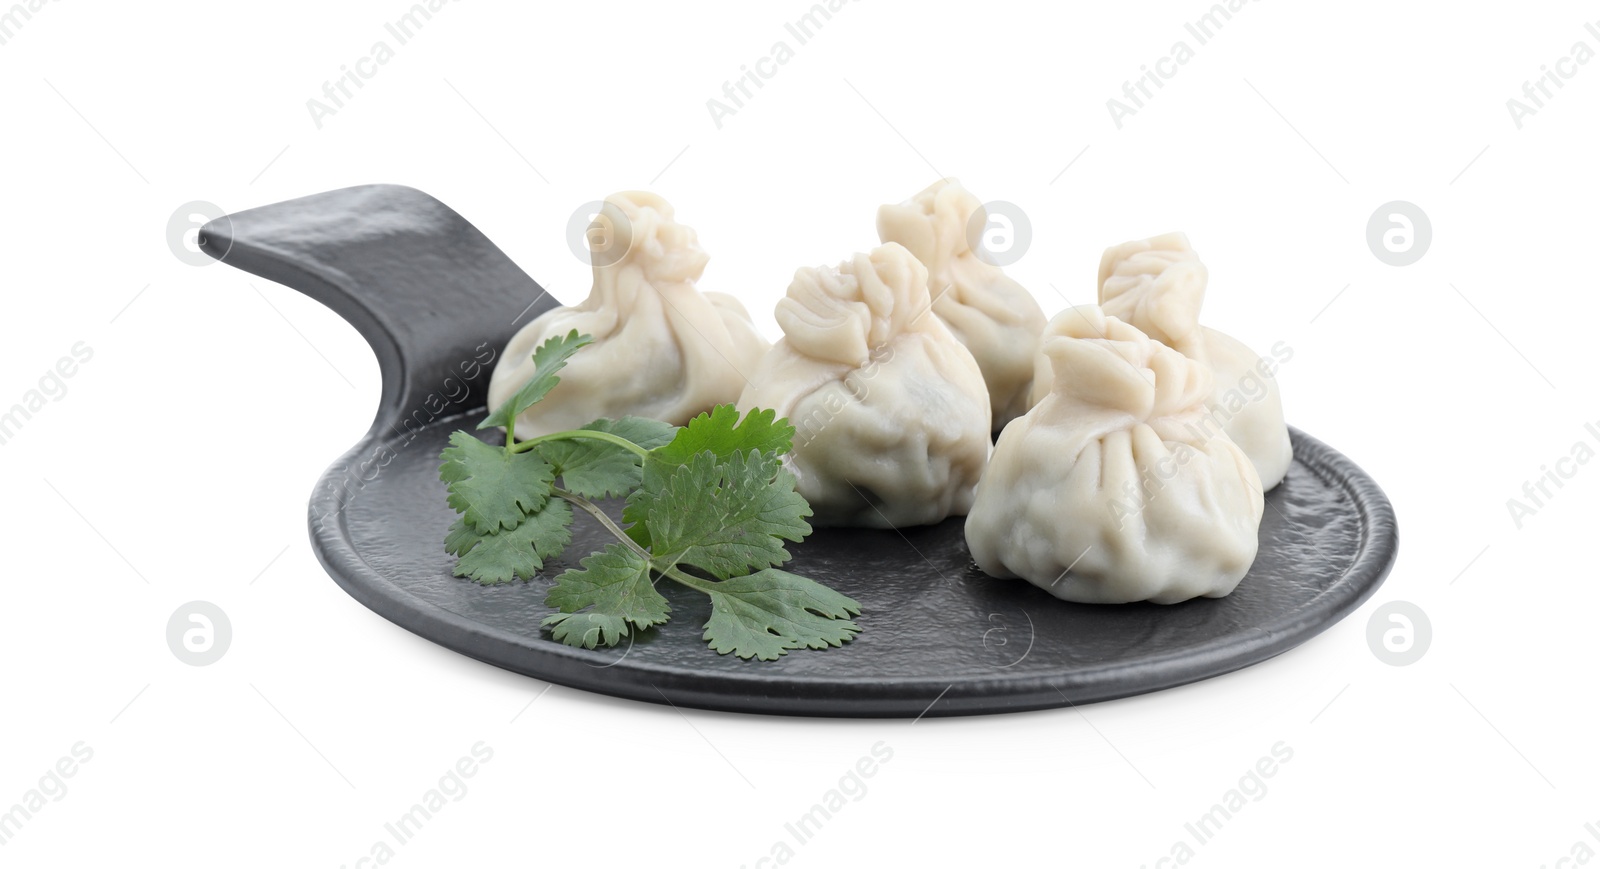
left=511, top=430, right=650, bottom=459
left=658, top=565, right=719, bottom=594
left=554, top=488, right=719, bottom=594
left=554, top=488, right=653, bottom=562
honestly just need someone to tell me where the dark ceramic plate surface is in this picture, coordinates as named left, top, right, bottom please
left=201, top=185, right=1398, bottom=718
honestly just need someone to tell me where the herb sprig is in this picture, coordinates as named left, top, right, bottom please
left=438, top=331, right=861, bottom=661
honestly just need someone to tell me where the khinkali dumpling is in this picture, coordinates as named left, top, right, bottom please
left=1056, top=233, right=1293, bottom=489
left=967, top=306, right=1264, bottom=604
left=488, top=192, right=769, bottom=438
left=877, top=179, right=1047, bottom=432
left=736, top=242, right=990, bottom=528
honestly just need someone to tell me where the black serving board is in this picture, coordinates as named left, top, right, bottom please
left=201, top=185, right=1398, bottom=718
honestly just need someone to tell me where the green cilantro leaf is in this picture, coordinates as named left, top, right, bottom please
left=542, top=543, right=671, bottom=648
left=443, top=518, right=481, bottom=557
left=592, top=416, right=678, bottom=450
left=440, top=431, right=555, bottom=533
left=651, top=405, right=795, bottom=467
left=701, top=569, right=863, bottom=661
left=624, top=405, right=797, bottom=547
left=646, top=450, right=812, bottom=580
left=479, top=330, right=593, bottom=432
left=536, top=416, right=677, bottom=500
left=451, top=497, right=573, bottom=584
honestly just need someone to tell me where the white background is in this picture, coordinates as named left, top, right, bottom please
left=2, top=0, right=1596, bottom=865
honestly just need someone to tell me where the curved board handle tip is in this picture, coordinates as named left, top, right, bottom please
left=199, top=184, right=558, bottom=436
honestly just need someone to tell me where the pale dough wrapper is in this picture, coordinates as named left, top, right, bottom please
left=877, top=178, right=1047, bottom=432
left=1032, top=232, right=1292, bottom=490
left=967, top=305, right=1264, bottom=604
left=737, top=243, right=991, bottom=529
left=487, top=192, right=769, bottom=438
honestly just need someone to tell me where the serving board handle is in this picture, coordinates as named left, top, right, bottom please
left=200, top=184, right=557, bottom=434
